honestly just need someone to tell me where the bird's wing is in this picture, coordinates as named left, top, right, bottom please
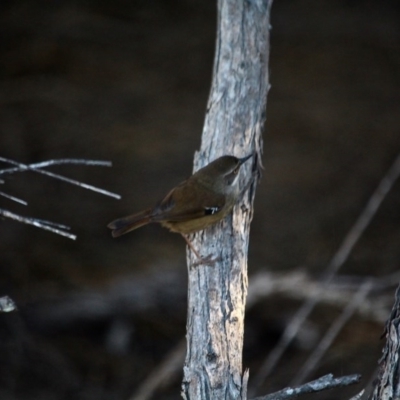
left=152, top=180, right=226, bottom=222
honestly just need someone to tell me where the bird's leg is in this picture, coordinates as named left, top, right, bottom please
left=181, top=234, right=217, bottom=266
left=181, top=234, right=202, bottom=259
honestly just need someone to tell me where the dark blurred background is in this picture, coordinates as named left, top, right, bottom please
left=0, top=0, right=399, bottom=399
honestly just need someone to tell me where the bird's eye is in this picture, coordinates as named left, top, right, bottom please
left=233, top=166, right=240, bottom=175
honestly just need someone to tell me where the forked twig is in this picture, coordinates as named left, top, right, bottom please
left=0, top=157, right=121, bottom=239
left=0, top=157, right=121, bottom=199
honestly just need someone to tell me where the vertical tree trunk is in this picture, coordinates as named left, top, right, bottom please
left=369, top=286, right=400, bottom=400
left=181, top=1, right=273, bottom=399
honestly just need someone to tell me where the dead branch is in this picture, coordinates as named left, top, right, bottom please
left=251, top=373, right=361, bottom=400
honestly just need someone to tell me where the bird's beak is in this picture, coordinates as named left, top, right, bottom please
left=239, top=154, right=253, bottom=165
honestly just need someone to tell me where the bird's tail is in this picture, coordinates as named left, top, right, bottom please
left=107, top=208, right=153, bottom=238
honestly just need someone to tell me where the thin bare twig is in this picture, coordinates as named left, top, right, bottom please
left=0, top=190, right=28, bottom=205
left=251, top=373, right=361, bottom=400
left=291, top=280, right=373, bottom=385
left=0, top=158, right=112, bottom=175
left=31, top=217, right=72, bottom=230
left=0, top=157, right=122, bottom=239
left=0, top=157, right=121, bottom=199
left=0, top=208, right=77, bottom=240
left=250, top=153, right=400, bottom=395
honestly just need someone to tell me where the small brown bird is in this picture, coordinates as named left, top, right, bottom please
left=107, top=154, right=252, bottom=259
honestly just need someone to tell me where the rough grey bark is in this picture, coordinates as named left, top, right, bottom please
left=369, top=285, right=400, bottom=400
left=181, top=1, right=273, bottom=399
